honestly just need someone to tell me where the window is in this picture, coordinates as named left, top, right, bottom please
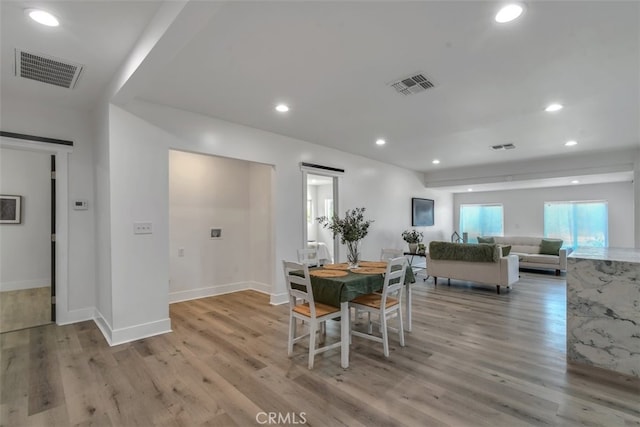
left=460, top=204, right=504, bottom=243
left=544, top=201, right=608, bottom=250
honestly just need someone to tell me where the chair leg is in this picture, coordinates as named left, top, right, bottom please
left=381, top=313, right=389, bottom=357
left=308, top=322, right=317, bottom=369
left=397, top=308, right=405, bottom=347
left=288, top=315, right=295, bottom=356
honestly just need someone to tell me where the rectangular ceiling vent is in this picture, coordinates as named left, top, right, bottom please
left=389, top=72, right=435, bottom=96
left=491, top=143, right=516, bottom=150
left=14, top=49, right=84, bottom=89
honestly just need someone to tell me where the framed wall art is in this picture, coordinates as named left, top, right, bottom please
left=0, top=195, right=22, bottom=224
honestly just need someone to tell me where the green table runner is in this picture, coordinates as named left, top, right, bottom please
left=291, top=266, right=415, bottom=307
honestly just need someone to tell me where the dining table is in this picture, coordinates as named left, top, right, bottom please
left=301, top=261, right=415, bottom=368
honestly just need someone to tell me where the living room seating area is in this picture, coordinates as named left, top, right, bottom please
left=427, top=241, right=520, bottom=294
left=479, top=236, right=569, bottom=275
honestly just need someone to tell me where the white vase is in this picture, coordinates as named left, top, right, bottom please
left=408, top=243, right=418, bottom=253
left=346, top=240, right=361, bottom=268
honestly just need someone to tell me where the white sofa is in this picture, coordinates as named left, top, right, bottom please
left=490, top=236, right=569, bottom=275
left=427, top=242, right=519, bottom=294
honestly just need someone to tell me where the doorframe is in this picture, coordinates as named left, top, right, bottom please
left=301, top=164, right=343, bottom=262
left=0, top=136, right=72, bottom=325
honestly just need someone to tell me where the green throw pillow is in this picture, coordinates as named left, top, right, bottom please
left=540, top=239, right=563, bottom=255
left=499, top=245, right=511, bottom=256
left=477, top=236, right=495, bottom=244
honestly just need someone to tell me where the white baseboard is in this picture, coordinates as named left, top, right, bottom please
left=93, top=309, right=172, bottom=347
left=57, top=307, right=96, bottom=325
left=270, top=292, right=288, bottom=305
left=1, top=279, right=50, bottom=292
left=169, top=281, right=272, bottom=304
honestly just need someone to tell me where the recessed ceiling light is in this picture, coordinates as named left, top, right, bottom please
left=26, top=9, right=59, bottom=27
left=495, top=4, right=524, bottom=23
left=275, top=104, right=289, bottom=113
left=571, top=180, right=580, bottom=184
left=467, top=188, right=473, bottom=192
left=432, top=159, right=440, bottom=165
left=545, top=103, right=563, bottom=112
left=565, top=140, right=578, bottom=146
left=375, top=139, right=386, bottom=146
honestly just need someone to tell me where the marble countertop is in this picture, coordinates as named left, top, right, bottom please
left=568, top=247, right=640, bottom=263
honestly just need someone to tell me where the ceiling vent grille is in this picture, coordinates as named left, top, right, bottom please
left=491, top=143, right=516, bottom=150
left=14, top=49, right=84, bottom=89
left=389, top=72, right=435, bottom=96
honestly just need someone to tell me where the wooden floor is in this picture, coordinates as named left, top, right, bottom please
left=0, top=287, right=51, bottom=333
left=1, top=273, right=639, bottom=426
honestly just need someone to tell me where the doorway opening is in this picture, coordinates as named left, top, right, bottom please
left=0, top=148, right=54, bottom=332
left=303, top=171, right=339, bottom=264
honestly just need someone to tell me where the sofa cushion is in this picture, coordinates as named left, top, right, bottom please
left=498, top=245, right=512, bottom=256
left=429, top=241, right=497, bottom=262
left=477, top=236, right=495, bottom=244
left=540, top=238, right=563, bottom=255
left=522, top=254, right=560, bottom=265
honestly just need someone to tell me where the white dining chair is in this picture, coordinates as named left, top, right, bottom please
left=380, top=248, right=404, bottom=261
left=349, top=256, right=407, bottom=357
left=282, top=260, right=343, bottom=369
left=297, top=248, right=319, bottom=267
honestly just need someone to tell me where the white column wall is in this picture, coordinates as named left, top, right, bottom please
left=106, top=105, right=171, bottom=343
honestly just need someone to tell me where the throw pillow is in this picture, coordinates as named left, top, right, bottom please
left=477, top=236, right=495, bottom=244
left=540, top=239, right=563, bottom=255
left=499, top=245, right=512, bottom=256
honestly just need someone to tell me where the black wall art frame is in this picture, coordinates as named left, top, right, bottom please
left=412, top=197, right=434, bottom=226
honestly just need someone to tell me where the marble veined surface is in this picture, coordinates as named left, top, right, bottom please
left=566, top=251, right=640, bottom=378
left=569, top=246, right=640, bottom=263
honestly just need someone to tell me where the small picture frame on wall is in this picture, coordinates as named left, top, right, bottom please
left=210, top=228, right=222, bottom=239
left=0, top=195, right=22, bottom=224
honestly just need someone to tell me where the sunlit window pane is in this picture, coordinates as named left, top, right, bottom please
left=460, top=204, right=504, bottom=243
left=543, top=201, right=608, bottom=250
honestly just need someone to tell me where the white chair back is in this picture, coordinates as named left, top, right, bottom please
left=381, top=256, right=407, bottom=305
left=283, top=260, right=317, bottom=317
left=380, top=248, right=404, bottom=261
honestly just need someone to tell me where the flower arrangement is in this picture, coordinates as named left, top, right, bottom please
left=402, top=229, right=423, bottom=244
left=317, top=207, right=374, bottom=267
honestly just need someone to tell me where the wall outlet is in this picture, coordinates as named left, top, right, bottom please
left=210, top=228, right=222, bottom=239
left=134, top=222, right=153, bottom=234
left=178, top=247, right=185, bottom=257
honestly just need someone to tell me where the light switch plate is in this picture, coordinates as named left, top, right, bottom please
left=134, top=222, right=153, bottom=234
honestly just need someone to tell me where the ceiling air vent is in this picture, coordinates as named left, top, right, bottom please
left=491, top=143, right=516, bottom=150
left=14, top=49, right=84, bottom=89
left=389, top=72, right=435, bottom=96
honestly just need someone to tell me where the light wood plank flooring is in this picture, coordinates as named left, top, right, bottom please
left=0, top=287, right=51, bottom=333
left=1, top=274, right=638, bottom=426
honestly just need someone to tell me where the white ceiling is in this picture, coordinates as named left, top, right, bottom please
left=1, top=1, right=639, bottom=186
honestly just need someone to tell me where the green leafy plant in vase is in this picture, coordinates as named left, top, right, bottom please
left=318, top=207, right=374, bottom=268
left=402, top=229, right=423, bottom=254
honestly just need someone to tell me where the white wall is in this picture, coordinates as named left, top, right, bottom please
left=248, top=162, right=274, bottom=287
left=118, top=99, right=452, bottom=304
left=0, top=148, right=51, bottom=291
left=106, top=105, right=171, bottom=343
left=454, top=181, right=635, bottom=248
left=168, top=150, right=272, bottom=302
left=0, top=96, right=96, bottom=321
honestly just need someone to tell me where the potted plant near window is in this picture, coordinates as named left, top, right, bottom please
left=318, top=207, right=374, bottom=268
left=402, top=229, right=423, bottom=254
